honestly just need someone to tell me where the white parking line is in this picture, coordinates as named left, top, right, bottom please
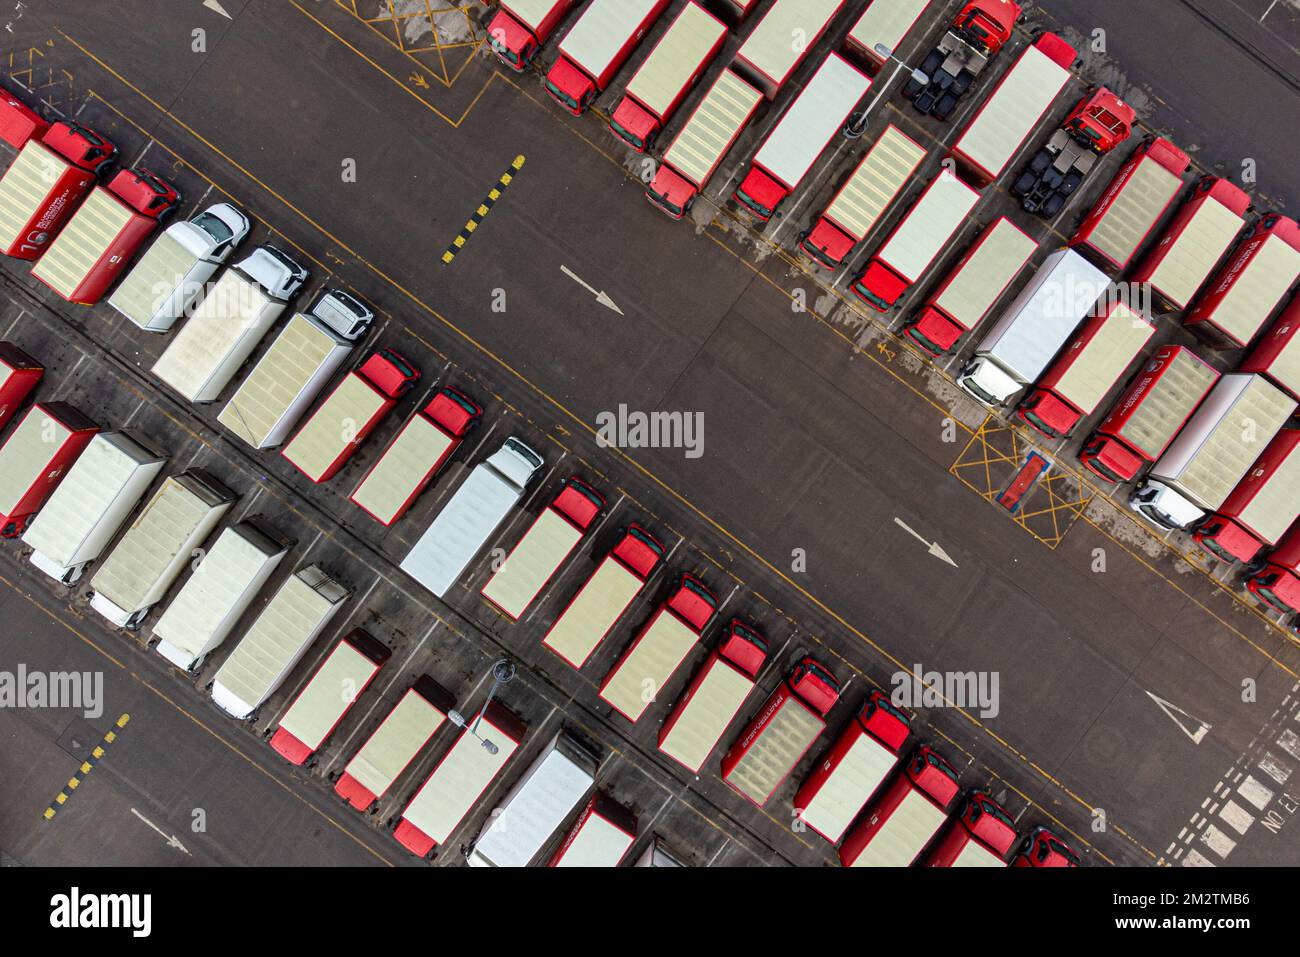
left=129, top=140, right=154, bottom=167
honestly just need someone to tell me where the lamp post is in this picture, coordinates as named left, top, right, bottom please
left=447, top=657, right=516, bottom=755
left=843, top=44, right=930, bottom=139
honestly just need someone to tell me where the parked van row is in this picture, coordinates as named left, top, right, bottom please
left=0, top=339, right=669, bottom=862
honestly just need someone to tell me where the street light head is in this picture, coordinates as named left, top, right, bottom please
left=911, top=68, right=930, bottom=86
left=482, top=740, right=499, bottom=755
left=491, top=658, right=516, bottom=685
left=873, top=43, right=894, bottom=59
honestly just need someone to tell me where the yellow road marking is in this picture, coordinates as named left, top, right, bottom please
left=42, top=712, right=129, bottom=821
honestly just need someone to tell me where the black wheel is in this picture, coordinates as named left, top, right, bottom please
left=1012, top=172, right=1036, bottom=198
left=913, top=90, right=936, bottom=114
left=1060, top=170, right=1084, bottom=196
left=919, top=50, right=943, bottom=75
left=1029, top=150, right=1051, bottom=175
left=951, top=71, right=973, bottom=96
left=1043, top=194, right=1065, bottom=218
left=934, top=92, right=958, bottom=119
left=902, top=76, right=924, bottom=99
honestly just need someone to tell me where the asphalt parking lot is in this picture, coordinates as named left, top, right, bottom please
left=1, top=0, right=1299, bottom=868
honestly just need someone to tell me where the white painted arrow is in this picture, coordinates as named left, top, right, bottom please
left=130, top=808, right=191, bottom=856
left=1146, top=692, right=1212, bottom=745
left=893, top=517, right=957, bottom=567
left=203, top=0, right=233, bottom=19
left=561, top=265, right=623, bottom=315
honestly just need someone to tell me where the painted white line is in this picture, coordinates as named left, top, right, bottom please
left=130, top=808, right=191, bottom=855
left=1, top=308, right=26, bottom=336
left=1199, top=823, right=1236, bottom=858
left=1218, top=799, right=1254, bottom=835
left=1147, top=691, right=1212, bottom=744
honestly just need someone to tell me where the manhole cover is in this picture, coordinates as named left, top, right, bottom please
left=55, top=716, right=102, bottom=762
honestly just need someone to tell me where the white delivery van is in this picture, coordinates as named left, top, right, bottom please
left=218, top=289, right=373, bottom=449
left=152, top=244, right=309, bottom=403
left=465, top=731, right=599, bottom=867
left=957, top=248, right=1110, bottom=406
left=88, top=469, right=237, bottom=630
left=400, top=437, right=543, bottom=598
left=151, top=519, right=291, bottom=671
left=107, top=202, right=250, bottom=331
left=209, top=564, right=351, bottom=720
left=23, top=431, right=166, bottom=584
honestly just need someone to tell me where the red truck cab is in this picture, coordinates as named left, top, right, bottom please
left=647, top=168, right=698, bottom=220
left=1012, top=825, right=1081, bottom=867
left=0, top=88, right=49, bottom=147
left=426, top=386, right=481, bottom=437
left=113, top=168, right=183, bottom=218
left=37, top=121, right=116, bottom=174
left=953, top=0, right=1018, bottom=55
left=361, top=350, right=420, bottom=399
left=1247, top=522, right=1300, bottom=614
left=487, top=0, right=578, bottom=71
left=0, top=341, right=43, bottom=432
left=716, top=619, right=767, bottom=677
left=923, top=791, right=1017, bottom=866
left=545, top=57, right=600, bottom=114
left=552, top=477, right=604, bottom=528
left=1066, top=89, right=1134, bottom=152
left=668, top=573, right=717, bottom=631
left=733, top=169, right=788, bottom=222
left=854, top=261, right=911, bottom=313
left=788, top=656, right=839, bottom=714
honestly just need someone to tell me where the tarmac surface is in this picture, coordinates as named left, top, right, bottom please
left=1, top=0, right=1299, bottom=868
